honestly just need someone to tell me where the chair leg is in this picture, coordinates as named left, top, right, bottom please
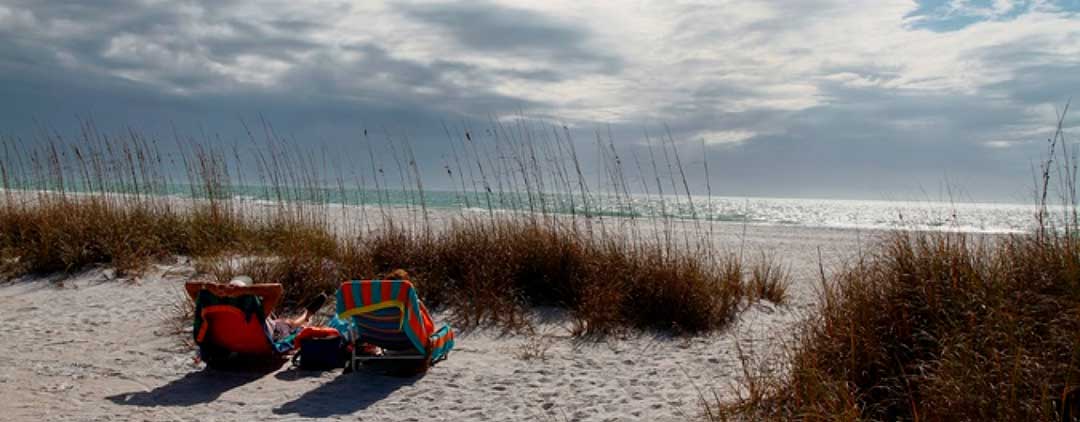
left=350, top=341, right=359, bottom=372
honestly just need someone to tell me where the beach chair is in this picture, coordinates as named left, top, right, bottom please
left=184, top=281, right=292, bottom=368
left=331, top=280, right=455, bottom=374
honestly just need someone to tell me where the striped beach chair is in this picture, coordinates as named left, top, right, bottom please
left=331, top=279, right=455, bottom=374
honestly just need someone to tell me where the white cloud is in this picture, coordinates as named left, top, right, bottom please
left=1, top=0, right=1078, bottom=200
left=985, top=140, right=1018, bottom=148
left=699, top=129, right=758, bottom=145
left=11, top=0, right=1075, bottom=128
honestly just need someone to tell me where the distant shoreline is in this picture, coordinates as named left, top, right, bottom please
left=0, top=187, right=1043, bottom=235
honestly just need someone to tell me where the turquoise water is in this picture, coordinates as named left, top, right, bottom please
left=193, top=184, right=1042, bottom=234
left=5, top=182, right=1046, bottom=234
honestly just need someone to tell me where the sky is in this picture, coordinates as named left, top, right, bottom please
left=0, top=0, right=1078, bottom=202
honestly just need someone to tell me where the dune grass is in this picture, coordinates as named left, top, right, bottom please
left=706, top=231, right=1080, bottom=421
left=191, top=219, right=750, bottom=333
left=704, top=104, right=1076, bottom=421
left=0, top=119, right=783, bottom=334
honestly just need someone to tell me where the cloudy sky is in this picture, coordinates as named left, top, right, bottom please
left=1, top=0, right=1078, bottom=202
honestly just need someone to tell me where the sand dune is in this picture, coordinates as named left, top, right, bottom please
left=0, top=223, right=861, bottom=421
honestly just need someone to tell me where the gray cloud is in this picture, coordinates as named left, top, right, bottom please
left=0, top=0, right=1077, bottom=201
left=396, top=1, right=622, bottom=74
left=986, top=62, right=1080, bottom=105
left=972, top=37, right=1080, bottom=107
left=0, top=0, right=545, bottom=115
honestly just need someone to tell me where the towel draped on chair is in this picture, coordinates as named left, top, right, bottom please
left=333, top=279, right=455, bottom=366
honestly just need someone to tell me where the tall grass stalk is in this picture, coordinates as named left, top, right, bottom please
left=1, top=118, right=781, bottom=334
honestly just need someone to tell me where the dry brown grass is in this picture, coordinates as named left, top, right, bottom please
left=0, top=196, right=761, bottom=333
left=0, top=199, right=186, bottom=275
left=705, top=105, right=1078, bottom=421
left=0, top=120, right=783, bottom=334
left=0, top=197, right=336, bottom=277
left=746, top=253, right=790, bottom=305
left=190, top=218, right=753, bottom=333
left=710, top=232, right=1080, bottom=421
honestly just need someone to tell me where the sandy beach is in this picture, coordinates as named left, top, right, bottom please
left=0, top=219, right=871, bottom=422
left=1, top=0, right=1073, bottom=418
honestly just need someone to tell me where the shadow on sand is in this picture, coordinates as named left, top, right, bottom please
left=105, top=366, right=278, bottom=407
left=272, top=368, right=420, bottom=418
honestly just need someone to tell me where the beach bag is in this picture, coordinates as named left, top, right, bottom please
left=294, top=336, right=346, bottom=370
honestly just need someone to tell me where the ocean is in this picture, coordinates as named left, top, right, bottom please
left=8, top=181, right=1052, bottom=234
left=162, top=184, right=1047, bottom=234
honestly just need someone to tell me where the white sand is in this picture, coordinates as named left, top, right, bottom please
left=0, top=221, right=869, bottom=421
